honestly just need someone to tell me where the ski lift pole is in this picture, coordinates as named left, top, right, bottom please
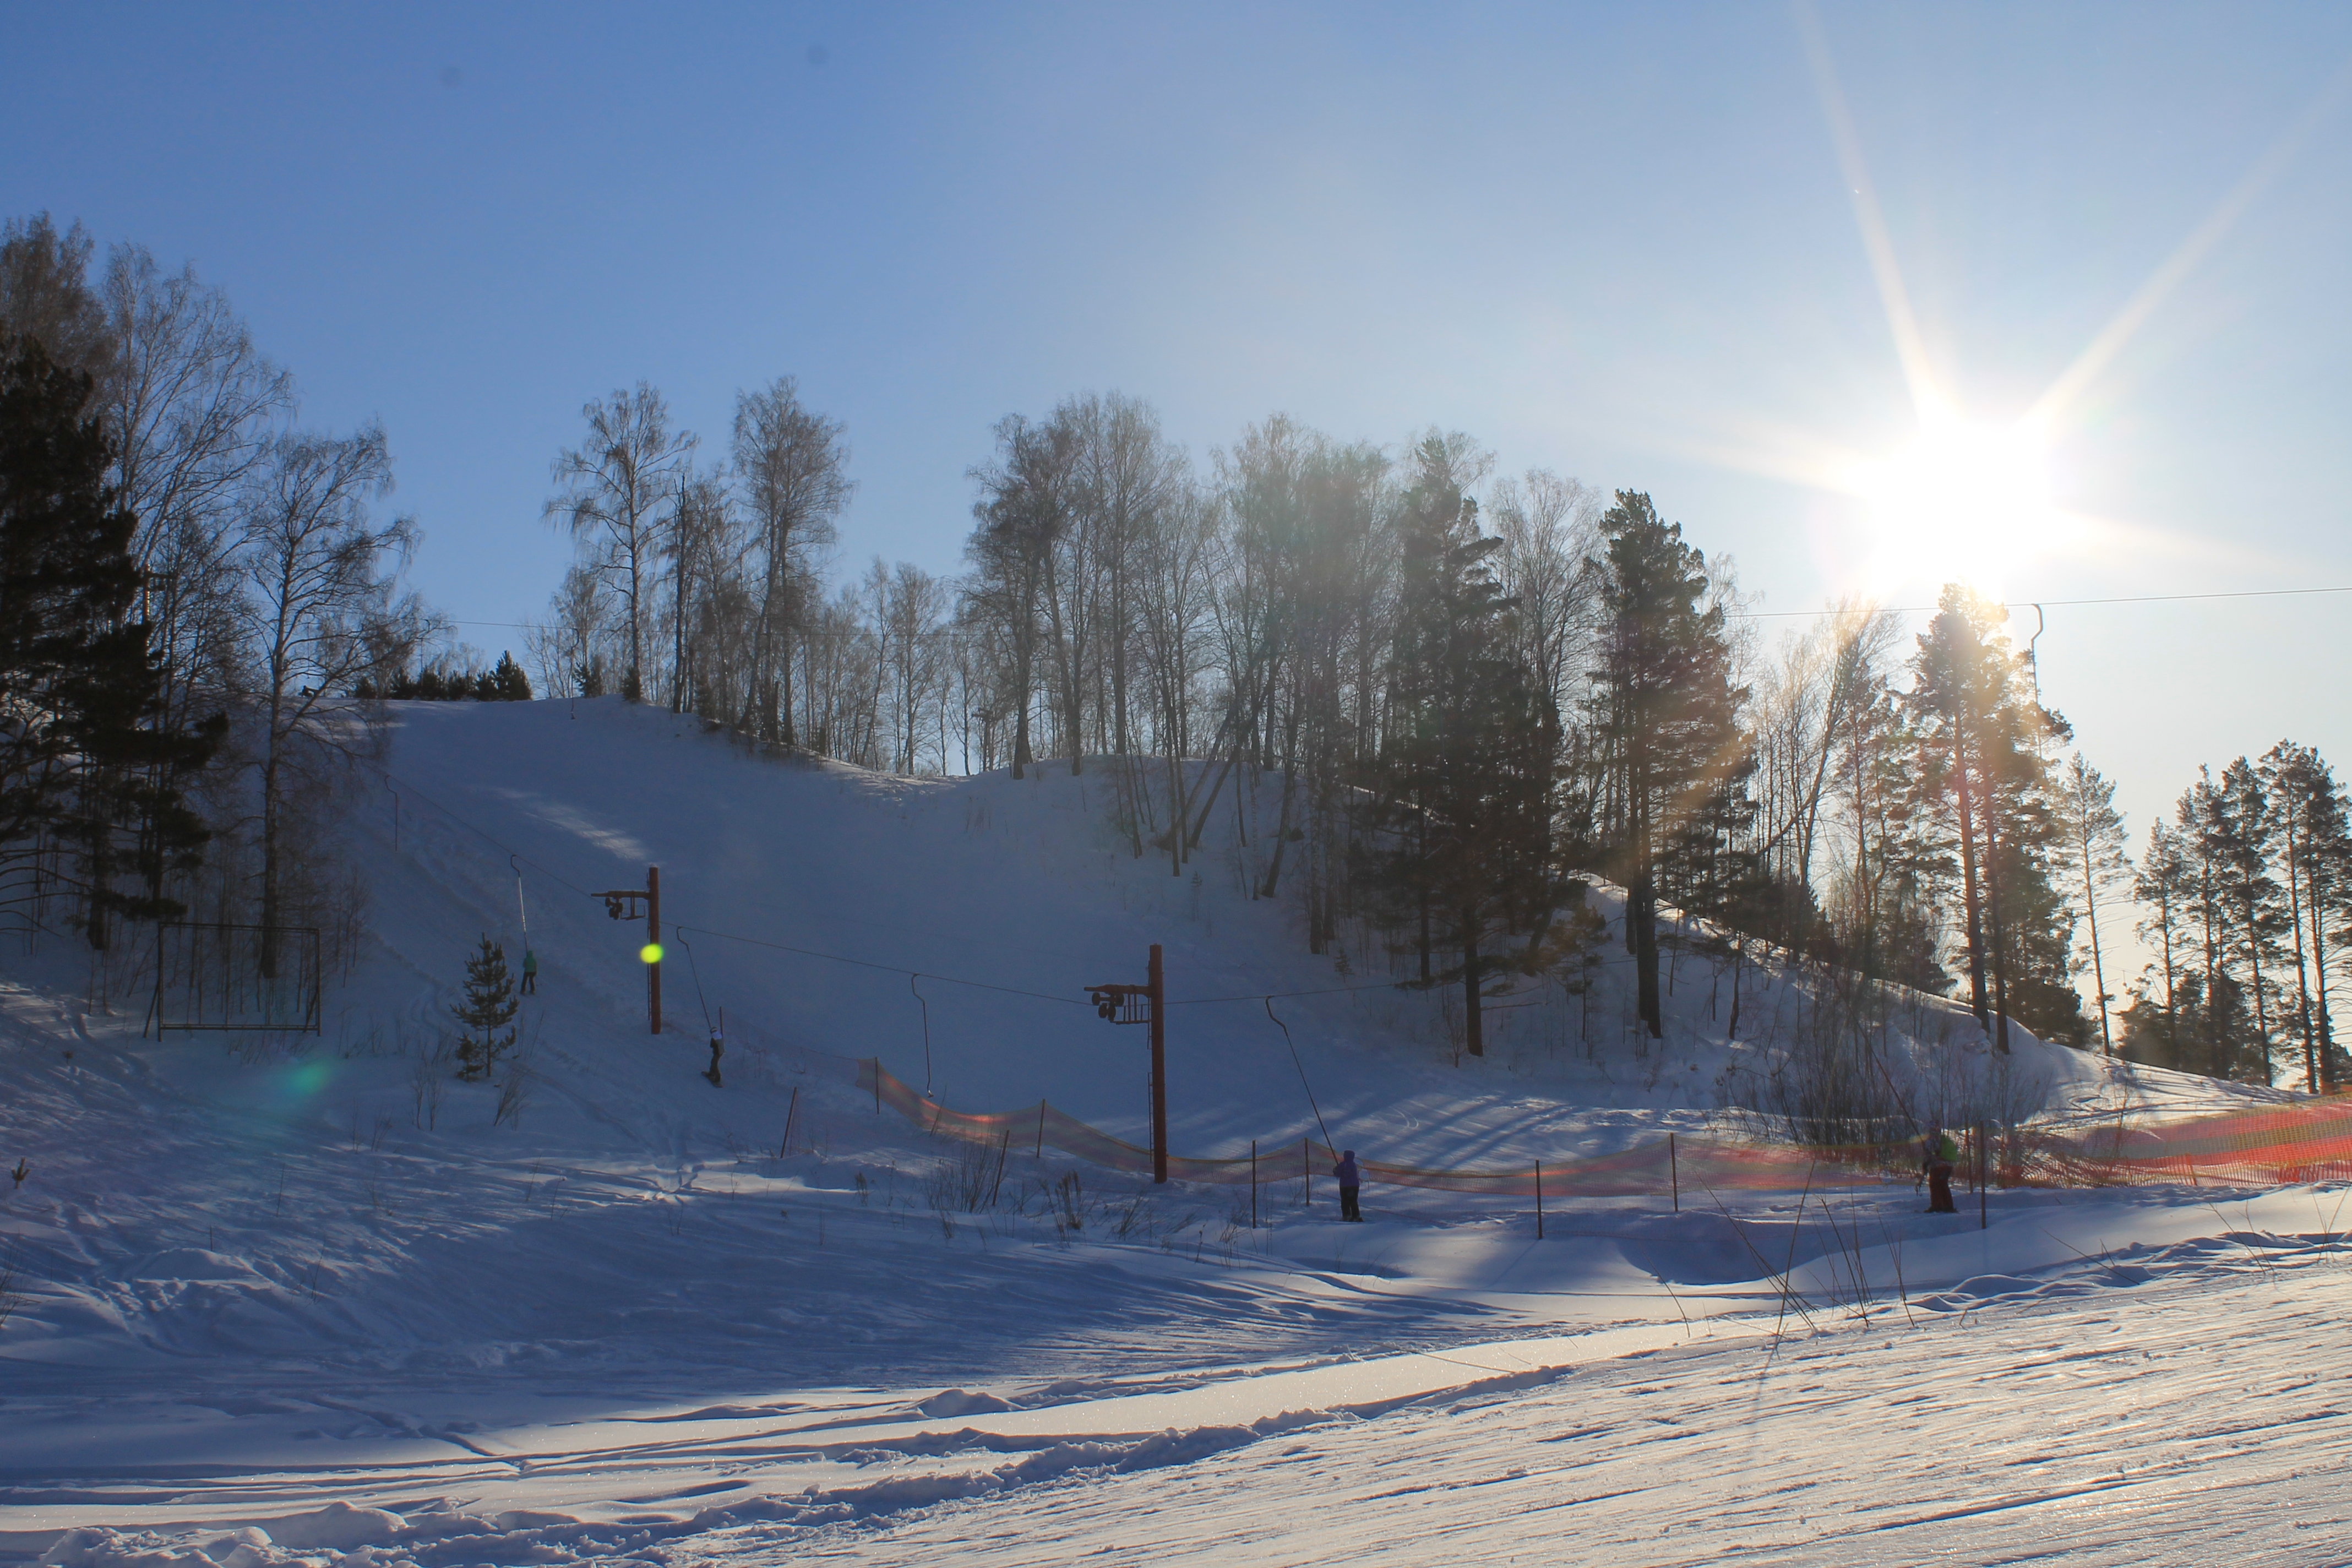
left=1087, top=942, right=1167, bottom=1184
left=1148, top=944, right=1165, bottom=1184
left=594, top=867, right=662, bottom=1036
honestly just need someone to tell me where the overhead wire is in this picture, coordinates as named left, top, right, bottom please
left=1725, top=582, right=2352, bottom=621
left=363, top=741, right=1801, bottom=1034
left=668, top=923, right=1088, bottom=1006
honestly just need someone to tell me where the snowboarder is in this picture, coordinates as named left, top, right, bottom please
left=1923, top=1125, right=1959, bottom=1213
left=520, top=948, right=538, bottom=994
left=705, top=1025, right=725, bottom=1087
left=1334, top=1148, right=1362, bottom=1222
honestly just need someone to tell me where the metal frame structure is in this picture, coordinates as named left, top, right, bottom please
left=146, top=922, right=323, bottom=1036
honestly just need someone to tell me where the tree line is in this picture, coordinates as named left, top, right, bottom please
left=2124, top=744, right=2349, bottom=1088
left=542, top=379, right=2333, bottom=1079
left=9, top=206, right=2337, bottom=1086
left=0, top=213, right=442, bottom=982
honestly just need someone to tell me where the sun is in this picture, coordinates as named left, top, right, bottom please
left=1845, top=416, right=2059, bottom=597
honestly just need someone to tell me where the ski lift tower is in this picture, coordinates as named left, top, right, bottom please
left=1089, top=943, right=1167, bottom=1183
left=597, top=866, right=661, bottom=1035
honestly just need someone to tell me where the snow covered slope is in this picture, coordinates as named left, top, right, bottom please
left=0, top=698, right=2309, bottom=1565
left=352, top=696, right=2258, bottom=1161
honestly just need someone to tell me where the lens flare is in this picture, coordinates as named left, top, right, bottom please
left=640, top=943, right=663, bottom=965
left=1846, top=416, right=2059, bottom=595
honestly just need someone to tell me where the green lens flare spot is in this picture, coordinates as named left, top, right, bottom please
left=640, top=943, right=664, bottom=965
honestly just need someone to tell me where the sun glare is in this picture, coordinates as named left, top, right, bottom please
left=1847, top=417, right=2057, bottom=596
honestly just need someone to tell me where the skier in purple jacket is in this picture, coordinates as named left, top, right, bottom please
left=1334, top=1149, right=1363, bottom=1222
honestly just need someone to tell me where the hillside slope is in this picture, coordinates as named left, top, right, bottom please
left=0, top=698, right=2293, bottom=1558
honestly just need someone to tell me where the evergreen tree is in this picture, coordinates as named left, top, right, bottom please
left=1905, top=586, right=2078, bottom=1049
left=1365, top=436, right=1551, bottom=1055
left=0, top=334, right=221, bottom=945
left=2054, top=753, right=2132, bottom=1055
left=1588, top=492, right=1745, bottom=1039
left=453, top=934, right=520, bottom=1082
left=1825, top=674, right=1949, bottom=993
left=2171, top=769, right=2272, bottom=1082
left=2257, top=742, right=2345, bottom=1090
left=2212, top=758, right=2284, bottom=1082
left=2126, top=818, right=2195, bottom=1071
left=489, top=649, right=532, bottom=700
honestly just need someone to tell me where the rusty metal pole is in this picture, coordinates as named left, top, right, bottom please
left=647, top=865, right=662, bottom=1036
left=1149, top=943, right=1167, bottom=1184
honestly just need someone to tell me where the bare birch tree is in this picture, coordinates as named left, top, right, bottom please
left=235, top=426, right=427, bottom=969
left=546, top=383, right=696, bottom=699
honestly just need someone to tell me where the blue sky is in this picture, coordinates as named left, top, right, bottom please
left=8, top=1, right=2352, bottom=864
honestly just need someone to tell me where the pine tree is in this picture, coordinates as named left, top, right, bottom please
left=2171, top=769, right=2272, bottom=1082
left=453, top=934, right=520, bottom=1082
left=1588, top=492, right=1745, bottom=1039
left=0, top=334, right=221, bottom=946
left=2213, top=758, right=2284, bottom=1082
left=2126, top=818, right=2194, bottom=1071
left=1365, top=436, right=1551, bottom=1055
left=2257, top=742, right=2346, bottom=1090
left=2055, top=754, right=2132, bottom=1055
left=1905, top=586, right=2079, bottom=1050
left=489, top=649, right=533, bottom=701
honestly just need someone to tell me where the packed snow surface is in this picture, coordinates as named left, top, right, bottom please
left=0, top=700, right=2326, bottom=1566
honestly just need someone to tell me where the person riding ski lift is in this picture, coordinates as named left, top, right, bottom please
left=520, top=947, right=538, bottom=994
left=705, top=1024, right=724, bottom=1088
left=1333, top=1148, right=1363, bottom=1222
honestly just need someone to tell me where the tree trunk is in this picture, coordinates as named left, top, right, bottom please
left=2312, top=859, right=2337, bottom=1090
left=1981, top=785, right=2012, bottom=1053
left=2085, top=870, right=2112, bottom=1057
left=1633, top=870, right=1662, bottom=1038
left=1462, top=916, right=1484, bottom=1056
left=2282, top=810, right=2318, bottom=1089
left=1952, top=725, right=1989, bottom=1029
left=1259, top=760, right=1298, bottom=898
left=259, top=745, right=282, bottom=980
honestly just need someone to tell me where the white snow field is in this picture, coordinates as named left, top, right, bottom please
left=1, top=699, right=2333, bottom=1567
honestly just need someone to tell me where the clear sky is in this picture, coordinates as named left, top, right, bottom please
left=9, top=2, right=2351, bottom=901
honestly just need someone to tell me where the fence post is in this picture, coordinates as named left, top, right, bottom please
left=781, top=1086, right=799, bottom=1157
left=1670, top=1133, right=1679, bottom=1212
left=1036, top=1098, right=1047, bottom=1158
left=1979, top=1121, right=1989, bottom=1231
left=1303, top=1136, right=1311, bottom=1207
left=1251, top=1139, right=1258, bottom=1229
left=1535, top=1159, right=1544, bottom=1240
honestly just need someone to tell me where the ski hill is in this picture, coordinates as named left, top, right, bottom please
left=0, top=697, right=2327, bottom=1568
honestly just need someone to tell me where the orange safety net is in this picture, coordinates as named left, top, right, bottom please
left=857, top=1059, right=2352, bottom=1195
left=2022, top=1099, right=2352, bottom=1186
left=858, top=1059, right=1831, bottom=1197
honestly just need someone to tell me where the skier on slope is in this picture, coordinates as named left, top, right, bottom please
left=1922, top=1125, right=1959, bottom=1213
left=705, top=1025, right=725, bottom=1088
left=1333, top=1148, right=1363, bottom=1222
